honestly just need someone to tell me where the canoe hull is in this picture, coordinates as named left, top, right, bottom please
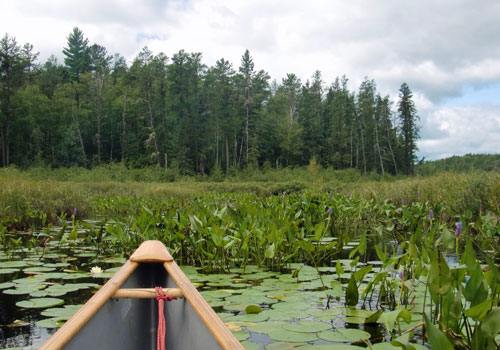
left=64, top=263, right=222, bottom=350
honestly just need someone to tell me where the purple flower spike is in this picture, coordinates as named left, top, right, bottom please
left=399, top=270, right=404, bottom=280
left=429, top=209, right=434, bottom=220
left=328, top=207, right=333, bottom=216
left=330, top=191, right=333, bottom=198
left=401, top=198, right=405, bottom=205
left=417, top=191, right=421, bottom=198
left=442, top=212, right=447, bottom=220
left=72, top=208, right=77, bottom=216
left=216, top=201, right=219, bottom=207
left=455, top=221, right=463, bottom=238
left=348, top=192, right=352, bottom=198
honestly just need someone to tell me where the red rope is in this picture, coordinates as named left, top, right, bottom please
left=156, top=287, right=176, bottom=350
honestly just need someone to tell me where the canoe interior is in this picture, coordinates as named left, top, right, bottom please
left=64, top=263, right=222, bottom=350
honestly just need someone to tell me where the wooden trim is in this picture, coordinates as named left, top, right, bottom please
left=164, top=261, right=245, bottom=350
left=39, top=260, right=139, bottom=350
left=112, top=288, right=183, bottom=299
left=130, top=240, right=173, bottom=263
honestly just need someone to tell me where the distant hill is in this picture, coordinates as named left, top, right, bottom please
left=416, top=154, right=500, bottom=175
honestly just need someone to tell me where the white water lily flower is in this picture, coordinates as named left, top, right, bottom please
left=90, top=266, right=103, bottom=274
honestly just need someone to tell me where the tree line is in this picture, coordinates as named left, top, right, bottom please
left=0, top=28, right=420, bottom=176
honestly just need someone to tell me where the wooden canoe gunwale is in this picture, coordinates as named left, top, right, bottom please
left=39, top=240, right=244, bottom=350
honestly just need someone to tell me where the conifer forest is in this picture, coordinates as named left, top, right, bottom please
left=0, top=28, right=420, bottom=175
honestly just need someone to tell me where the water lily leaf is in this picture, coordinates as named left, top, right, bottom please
left=0, top=261, right=28, bottom=268
left=341, top=316, right=368, bottom=324
left=229, top=312, right=271, bottom=322
left=301, top=345, right=365, bottom=350
left=306, top=307, right=344, bottom=320
left=245, top=305, right=262, bottom=314
left=282, top=321, right=331, bottom=333
left=6, top=319, right=30, bottom=327
left=0, top=282, right=15, bottom=289
left=317, top=328, right=370, bottom=342
left=41, top=304, right=82, bottom=318
left=241, top=341, right=259, bottom=350
left=36, top=317, right=66, bottom=328
left=4, top=285, right=44, bottom=295
left=16, top=297, right=64, bottom=309
left=0, top=268, right=20, bottom=274
left=265, top=342, right=306, bottom=350
left=23, top=266, right=56, bottom=273
left=231, top=329, right=249, bottom=341
left=247, top=321, right=288, bottom=334
left=268, top=329, right=318, bottom=342
left=225, top=321, right=256, bottom=332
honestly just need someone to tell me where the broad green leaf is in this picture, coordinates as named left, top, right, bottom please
left=245, top=305, right=263, bottom=314
left=464, top=263, right=488, bottom=306
left=464, top=299, right=492, bottom=321
left=345, top=275, right=358, bottom=307
left=423, top=314, right=453, bottom=350
left=480, top=308, right=500, bottom=338
left=428, top=251, right=452, bottom=297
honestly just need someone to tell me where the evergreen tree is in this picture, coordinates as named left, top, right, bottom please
left=397, top=82, right=420, bottom=175
left=63, top=27, right=90, bottom=83
left=0, top=34, right=32, bottom=167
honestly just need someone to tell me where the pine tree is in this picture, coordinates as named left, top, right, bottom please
left=63, top=27, right=90, bottom=82
left=397, top=82, right=420, bottom=175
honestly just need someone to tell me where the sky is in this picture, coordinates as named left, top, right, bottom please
left=1, top=0, right=499, bottom=160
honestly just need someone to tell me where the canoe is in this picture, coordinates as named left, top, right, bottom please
left=39, top=240, right=244, bottom=350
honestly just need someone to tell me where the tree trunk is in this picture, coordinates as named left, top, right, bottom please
left=374, top=122, right=385, bottom=175
left=245, top=104, right=249, bottom=164
left=225, top=136, right=229, bottom=174
left=359, top=122, right=366, bottom=174
left=72, top=101, right=87, bottom=163
left=384, top=112, right=398, bottom=175
left=234, top=134, right=237, bottom=166
left=146, top=93, right=160, bottom=166
left=121, top=94, right=127, bottom=161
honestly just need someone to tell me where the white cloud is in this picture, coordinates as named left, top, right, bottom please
left=418, top=103, right=500, bottom=160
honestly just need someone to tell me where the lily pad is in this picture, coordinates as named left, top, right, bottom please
left=301, top=345, right=364, bottom=350
left=0, top=268, right=20, bottom=274
left=247, top=321, right=288, bottom=334
left=0, top=282, right=15, bottom=290
left=16, top=297, right=64, bottom=309
left=317, top=328, right=371, bottom=342
left=231, top=330, right=250, bottom=341
left=0, top=261, right=28, bottom=268
left=41, top=304, right=82, bottom=318
left=265, top=343, right=307, bottom=350
left=282, top=321, right=331, bottom=333
left=36, top=317, right=66, bottom=328
left=23, top=266, right=56, bottom=273
left=241, top=341, right=259, bottom=350
left=306, top=307, right=344, bottom=320
left=268, top=329, right=318, bottom=342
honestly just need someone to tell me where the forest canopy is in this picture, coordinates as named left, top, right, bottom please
left=0, top=28, right=420, bottom=175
